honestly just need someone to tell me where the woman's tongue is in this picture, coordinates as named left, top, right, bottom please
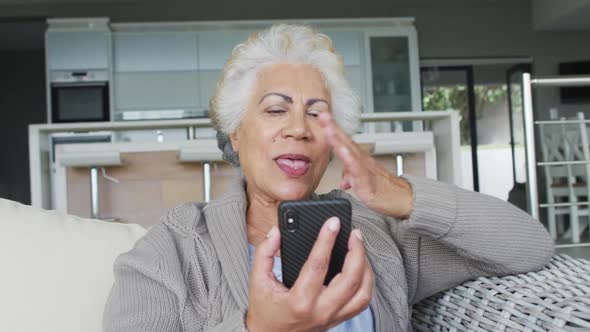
left=275, top=158, right=309, bottom=176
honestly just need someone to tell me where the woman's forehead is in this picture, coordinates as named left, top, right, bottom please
left=255, top=63, right=330, bottom=98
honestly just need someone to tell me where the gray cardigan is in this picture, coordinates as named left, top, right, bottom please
left=103, top=176, right=554, bottom=331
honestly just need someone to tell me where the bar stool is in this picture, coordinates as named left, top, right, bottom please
left=178, top=140, right=223, bottom=202
left=60, top=151, right=123, bottom=220
left=353, top=131, right=437, bottom=179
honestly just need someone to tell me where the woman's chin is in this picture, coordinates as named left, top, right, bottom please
left=271, top=182, right=313, bottom=201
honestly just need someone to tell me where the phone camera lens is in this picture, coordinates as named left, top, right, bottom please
left=284, top=210, right=298, bottom=232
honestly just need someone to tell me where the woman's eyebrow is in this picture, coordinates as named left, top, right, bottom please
left=258, top=92, right=292, bottom=104
left=306, top=98, right=329, bottom=107
left=258, top=93, right=329, bottom=107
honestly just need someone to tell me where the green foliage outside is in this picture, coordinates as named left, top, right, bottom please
left=422, top=85, right=509, bottom=144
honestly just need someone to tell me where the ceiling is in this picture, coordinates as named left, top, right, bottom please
left=533, top=0, right=590, bottom=30
left=1, top=0, right=590, bottom=51
left=2, top=0, right=589, bottom=29
left=0, top=0, right=525, bottom=19
left=0, top=0, right=138, bottom=4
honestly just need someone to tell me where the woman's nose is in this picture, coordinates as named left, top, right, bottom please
left=281, top=109, right=311, bottom=140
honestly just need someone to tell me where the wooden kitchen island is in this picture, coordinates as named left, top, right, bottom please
left=29, top=111, right=460, bottom=227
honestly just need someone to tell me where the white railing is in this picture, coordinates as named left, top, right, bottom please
left=524, top=74, right=590, bottom=248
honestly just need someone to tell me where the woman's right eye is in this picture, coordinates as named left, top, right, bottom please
left=266, top=108, right=286, bottom=115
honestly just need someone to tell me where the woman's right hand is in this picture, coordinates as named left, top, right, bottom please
left=245, top=217, right=374, bottom=332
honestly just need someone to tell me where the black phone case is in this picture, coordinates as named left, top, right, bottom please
left=278, top=199, right=352, bottom=289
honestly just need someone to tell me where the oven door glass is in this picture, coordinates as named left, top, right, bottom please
left=51, top=82, right=109, bottom=122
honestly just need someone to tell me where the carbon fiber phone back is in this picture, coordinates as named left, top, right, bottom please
left=278, top=199, right=352, bottom=289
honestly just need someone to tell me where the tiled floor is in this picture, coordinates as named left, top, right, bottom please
left=555, top=245, right=590, bottom=259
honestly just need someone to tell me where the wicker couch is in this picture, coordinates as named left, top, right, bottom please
left=412, top=255, right=590, bottom=331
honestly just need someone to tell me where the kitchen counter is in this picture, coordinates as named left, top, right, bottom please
left=29, top=111, right=461, bottom=210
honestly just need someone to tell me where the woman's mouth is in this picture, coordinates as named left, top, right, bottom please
left=274, top=154, right=311, bottom=177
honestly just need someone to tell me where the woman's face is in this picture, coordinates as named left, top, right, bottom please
left=230, top=63, right=332, bottom=201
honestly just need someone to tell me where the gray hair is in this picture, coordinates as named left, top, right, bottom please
left=210, top=24, right=360, bottom=167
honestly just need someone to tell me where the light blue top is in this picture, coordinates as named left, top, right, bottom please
left=247, top=244, right=375, bottom=332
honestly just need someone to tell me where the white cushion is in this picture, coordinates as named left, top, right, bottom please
left=0, top=198, right=147, bottom=332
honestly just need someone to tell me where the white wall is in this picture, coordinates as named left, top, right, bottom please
left=460, top=145, right=526, bottom=200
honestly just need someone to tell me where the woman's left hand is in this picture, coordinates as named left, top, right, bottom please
left=318, top=112, right=413, bottom=219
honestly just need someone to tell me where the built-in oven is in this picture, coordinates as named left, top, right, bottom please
left=50, top=70, right=110, bottom=123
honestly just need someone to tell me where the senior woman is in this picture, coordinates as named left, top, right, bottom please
left=103, top=24, right=554, bottom=332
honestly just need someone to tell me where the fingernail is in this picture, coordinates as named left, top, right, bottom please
left=328, top=217, right=340, bottom=232
left=354, top=229, right=363, bottom=241
left=266, top=226, right=277, bottom=239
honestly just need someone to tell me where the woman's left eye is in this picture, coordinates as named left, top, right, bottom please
left=307, top=109, right=320, bottom=117
left=266, top=108, right=286, bottom=115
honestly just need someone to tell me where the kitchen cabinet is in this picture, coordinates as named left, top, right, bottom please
left=46, top=18, right=421, bottom=124
left=364, top=27, right=421, bottom=114
left=324, top=30, right=363, bottom=66
left=113, top=32, right=198, bottom=72
left=364, top=27, right=422, bottom=131
left=113, top=71, right=200, bottom=115
left=196, top=30, right=254, bottom=110
left=197, top=30, right=253, bottom=71
left=198, top=29, right=368, bottom=114
left=322, top=29, right=367, bottom=113
left=112, top=31, right=201, bottom=119
left=46, top=31, right=110, bottom=70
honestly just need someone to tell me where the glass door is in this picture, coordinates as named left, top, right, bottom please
left=369, top=36, right=412, bottom=114
left=421, top=66, right=479, bottom=191
left=364, top=27, right=421, bottom=132
left=506, top=64, right=532, bottom=212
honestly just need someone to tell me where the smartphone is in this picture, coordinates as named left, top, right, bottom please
left=278, top=198, right=352, bottom=289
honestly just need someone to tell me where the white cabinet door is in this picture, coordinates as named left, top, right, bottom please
left=197, top=30, right=253, bottom=109
left=197, top=30, right=253, bottom=71
left=197, top=29, right=367, bottom=111
left=113, top=32, right=198, bottom=72
left=323, top=30, right=366, bottom=112
left=47, top=31, right=109, bottom=70
left=114, top=71, right=200, bottom=111
left=113, top=31, right=200, bottom=115
left=323, top=30, right=363, bottom=66
left=364, top=27, right=421, bottom=115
